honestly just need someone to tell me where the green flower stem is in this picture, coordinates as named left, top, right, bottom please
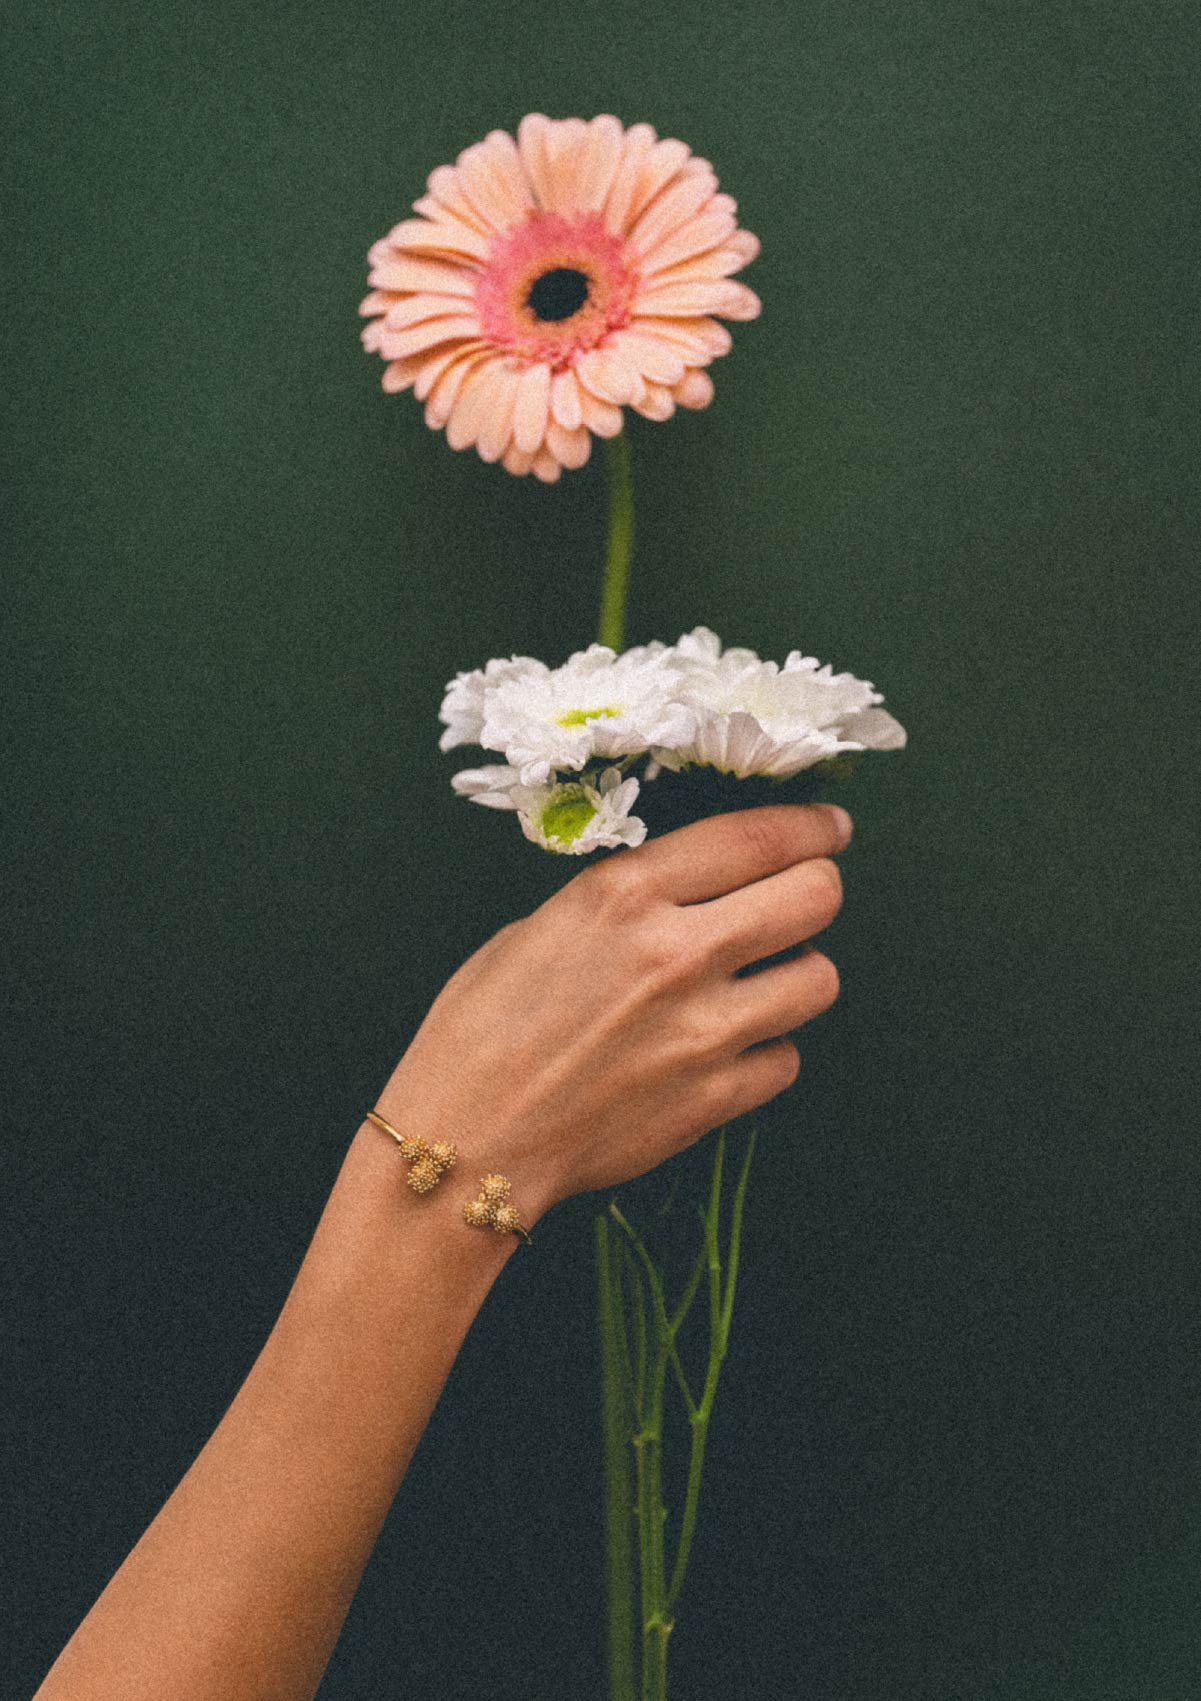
left=597, top=1217, right=637, bottom=1701
left=598, top=431, right=634, bottom=651
left=622, top=1240, right=649, bottom=1413
left=607, top=1129, right=755, bottom=1701
left=665, top=1130, right=756, bottom=1615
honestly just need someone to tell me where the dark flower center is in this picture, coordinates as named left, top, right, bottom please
left=527, top=267, right=590, bottom=322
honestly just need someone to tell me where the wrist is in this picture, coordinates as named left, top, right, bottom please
left=371, top=1075, right=564, bottom=1234
left=287, top=1117, right=525, bottom=1332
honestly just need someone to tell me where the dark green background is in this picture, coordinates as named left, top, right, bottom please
left=4, top=1, right=1199, bottom=1695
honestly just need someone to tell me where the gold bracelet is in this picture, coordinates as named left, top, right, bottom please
left=365, top=1109, right=457, bottom=1193
left=366, top=1111, right=532, bottom=1246
left=463, top=1174, right=534, bottom=1247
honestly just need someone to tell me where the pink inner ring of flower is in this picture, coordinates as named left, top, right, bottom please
left=474, top=211, right=638, bottom=369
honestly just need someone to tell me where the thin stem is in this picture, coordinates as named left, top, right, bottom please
left=596, top=1216, right=638, bottom=1701
left=665, top=1130, right=757, bottom=1618
left=643, top=1335, right=671, bottom=1701
left=611, top=1241, right=640, bottom=1431
left=598, top=431, right=634, bottom=651
left=719, top=1129, right=757, bottom=1349
left=612, top=1202, right=700, bottom=1423
left=612, top=1204, right=675, bottom=1701
left=670, top=1239, right=710, bottom=1338
left=621, top=1238, right=649, bottom=1417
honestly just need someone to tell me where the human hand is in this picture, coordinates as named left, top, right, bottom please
left=375, top=804, right=851, bottom=1227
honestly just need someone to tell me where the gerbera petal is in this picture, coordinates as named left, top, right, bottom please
left=383, top=293, right=479, bottom=332
left=540, top=117, right=591, bottom=214
left=607, top=330, right=686, bottom=387
left=602, top=122, right=657, bottom=233
left=531, top=449, right=563, bottom=483
left=636, top=279, right=761, bottom=319
left=367, top=255, right=478, bottom=296
left=455, top=135, right=531, bottom=232
left=378, top=315, right=480, bottom=360
left=629, top=168, right=720, bottom=257
left=630, top=381, right=676, bottom=421
left=577, top=346, right=642, bottom=406
left=719, top=228, right=761, bottom=267
left=476, top=362, right=521, bottom=462
left=575, top=114, right=626, bottom=213
left=419, top=166, right=493, bottom=235
left=359, top=290, right=390, bottom=316
left=624, top=138, right=693, bottom=230
left=577, top=387, right=624, bottom=437
left=712, top=280, right=762, bottom=320
left=512, top=361, right=552, bottom=454
left=673, top=368, right=715, bottom=409
left=516, top=112, right=556, bottom=210
left=382, top=356, right=426, bottom=393
left=639, top=209, right=738, bottom=275
left=626, top=315, right=732, bottom=362
left=387, top=216, right=492, bottom=262
left=413, top=338, right=488, bottom=403
left=481, top=129, right=535, bottom=217
left=502, top=443, right=536, bottom=476
left=546, top=421, right=592, bottom=469
left=648, top=238, right=759, bottom=284
left=424, top=349, right=492, bottom=428
left=446, top=360, right=504, bottom=450
left=550, top=368, right=584, bottom=431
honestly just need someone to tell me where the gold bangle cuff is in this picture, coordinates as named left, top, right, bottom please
left=366, top=1111, right=531, bottom=1245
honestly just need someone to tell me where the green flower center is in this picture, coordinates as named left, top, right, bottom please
left=539, top=792, right=598, bottom=846
left=555, top=705, right=623, bottom=728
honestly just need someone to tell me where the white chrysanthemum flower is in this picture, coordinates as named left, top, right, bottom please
left=650, top=627, right=907, bottom=779
left=478, top=642, right=694, bottom=786
left=511, top=766, right=646, bottom=854
left=439, top=656, right=550, bottom=752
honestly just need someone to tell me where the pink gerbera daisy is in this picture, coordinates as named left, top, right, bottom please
left=360, top=114, right=761, bottom=481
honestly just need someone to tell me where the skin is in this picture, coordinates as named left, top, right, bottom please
left=34, top=802, right=851, bottom=1701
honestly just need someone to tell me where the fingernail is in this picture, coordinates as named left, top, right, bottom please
left=829, top=806, right=853, bottom=847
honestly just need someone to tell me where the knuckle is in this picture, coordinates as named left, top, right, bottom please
left=681, top=1008, right=731, bottom=1065
left=653, top=923, right=711, bottom=985
left=635, top=912, right=716, bottom=989
left=634, top=918, right=691, bottom=983
left=585, top=851, right=647, bottom=916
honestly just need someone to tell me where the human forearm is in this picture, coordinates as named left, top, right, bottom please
left=35, top=1117, right=519, bottom=1701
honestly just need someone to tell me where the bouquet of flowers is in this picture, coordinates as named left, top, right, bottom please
left=362, top=111, right=906, bottom=1700
left=441, top=625, right=904, bottom=854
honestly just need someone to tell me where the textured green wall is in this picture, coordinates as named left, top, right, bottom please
left=5, top=2, right=1199, bottom=1696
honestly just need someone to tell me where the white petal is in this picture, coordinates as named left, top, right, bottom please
left=451, top=765, right=524, bottom=809
left=837, top=708, right=907, bottom=750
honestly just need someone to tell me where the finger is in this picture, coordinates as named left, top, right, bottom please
left=706, top=1039, right=801, bottom=1125
left=718, top=948, right=840, bottom=1047
left=621, top=804, right=852, bottom=906
left=696, top=856, right=844, bottom=968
